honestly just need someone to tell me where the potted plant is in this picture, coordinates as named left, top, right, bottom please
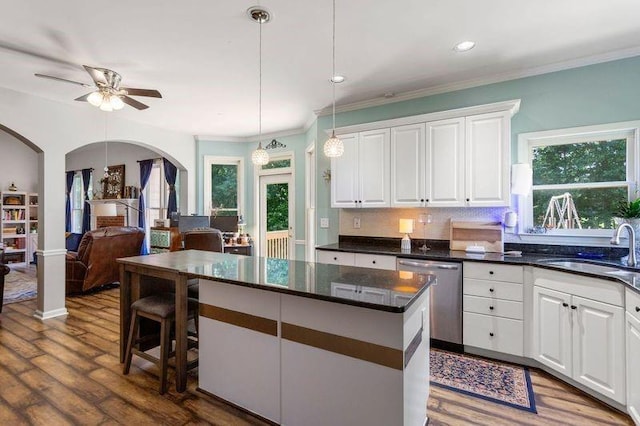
left=613, top=197, right=640, bottom=238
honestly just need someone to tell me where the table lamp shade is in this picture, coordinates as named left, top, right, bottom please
left=399, top=219, right=414, bottom=234
left=94, top=203, right=117, bottom=217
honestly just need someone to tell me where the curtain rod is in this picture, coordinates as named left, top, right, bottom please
left=66, top=168, right=94, bottom=173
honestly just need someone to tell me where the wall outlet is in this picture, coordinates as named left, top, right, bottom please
left=320, top=218, right=329, bottom=228
left=353, top=217, right=361, bottom=229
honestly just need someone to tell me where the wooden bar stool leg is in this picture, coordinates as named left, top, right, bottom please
left=159, top=317, right=171, bottom=394
left=123, top=310, right=139, bottom=375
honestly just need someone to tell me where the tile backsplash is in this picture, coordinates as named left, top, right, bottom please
left=339, top=207, right=510, bottom=240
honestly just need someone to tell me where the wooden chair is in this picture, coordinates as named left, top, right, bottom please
left=183, top=228, right=224, bottom=299
left=123, top=293, right=199, bottom=394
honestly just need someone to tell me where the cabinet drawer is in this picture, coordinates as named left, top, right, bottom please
left=463, top=295, right=523, bottom=320
left=225, top=245, right=252, bottom=256
left=464, top=262, right=523, bottom=283
left=627, top=288, right=640, bottom=322
left=464, top=278, right=523, bottom=302
left=354, top=253, right=396, bottom=271
left=316, top=250, right=355, bottom=266
left=463, top=312, right=523, bottom=356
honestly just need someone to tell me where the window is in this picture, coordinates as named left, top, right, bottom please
left=203, top=156, right=244, bottom=217
left=519, top=122, right=639, bottom=236
left=146, top=160, right=171, bottom=224
left=70, top=172, right=92, bottom=233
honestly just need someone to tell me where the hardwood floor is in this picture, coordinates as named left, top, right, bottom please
left=0, top=288, right=633, bottom=425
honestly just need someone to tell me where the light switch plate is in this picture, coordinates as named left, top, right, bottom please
left=353, top=217, right=361, bottom=228
left=320, top=218, right=329, bottom=228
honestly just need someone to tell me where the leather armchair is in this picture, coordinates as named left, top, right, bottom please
left=183, top=228, right=224, bottom=252
left=0, top=263, right=9, bottom=313
left=66, top=226, right=145, bottom=294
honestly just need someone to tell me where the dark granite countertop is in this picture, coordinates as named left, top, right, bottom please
left=182, top=253, right=435, bottom=313
left=316, top=237, right=640, bottom=293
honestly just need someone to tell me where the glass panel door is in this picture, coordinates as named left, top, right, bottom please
left=259, top=173, right=293, bottom=259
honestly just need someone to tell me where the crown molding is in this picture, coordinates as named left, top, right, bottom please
left=195, top=126, right=309, bottom=143
left=315, top=46, right=640, bottom=117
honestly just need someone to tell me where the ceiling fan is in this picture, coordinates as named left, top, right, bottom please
left=35, top=65, right=162, bottom=111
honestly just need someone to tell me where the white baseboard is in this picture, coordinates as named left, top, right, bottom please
left=34, top=308, right=68, bottom=320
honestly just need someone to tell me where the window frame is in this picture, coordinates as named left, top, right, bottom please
left=145, top=159, right=170, bottom=224
left=203, top=155, right=244, bottom=218
left=517, top=121, right=640, bottom=239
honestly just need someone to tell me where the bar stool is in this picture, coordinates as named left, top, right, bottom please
left=123, top=293, right=199, bottom=394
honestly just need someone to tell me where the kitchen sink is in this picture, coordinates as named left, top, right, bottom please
left=543, top=260, right=621, bottom=274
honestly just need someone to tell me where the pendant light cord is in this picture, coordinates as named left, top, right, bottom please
left=332, top=0, right=336, bottom=134
left=259, top=16, right=263, bottom=145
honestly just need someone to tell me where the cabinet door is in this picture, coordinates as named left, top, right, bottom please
left=331, top=133, right=359, bottom=208
left=358, top=129, right=390, bottom=207
left=532, top=286, right=572, bottom=376
left=572, top=296, right=625, bottom=404
left=425, top=118, right=465, bottom=207
left=627, top=312, right=640, bottom=424
left=465, top=112, right=510, bottom=207
left=390, top=123, right=425, bottom=207
left=330, top=283, right=358, bottom=300
left=359, top=287, right=389, bottom=304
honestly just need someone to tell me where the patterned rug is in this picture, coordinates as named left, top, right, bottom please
left=3, top=269, right=37, bottom=305
left=430, top=349, right=537, bottom=413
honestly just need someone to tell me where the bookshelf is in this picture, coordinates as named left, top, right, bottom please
left=27, top=193, right=38, bottom=264
left=1, top=191, right=28, bottom=266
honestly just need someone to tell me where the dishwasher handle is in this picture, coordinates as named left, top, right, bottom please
left=397, top=260, right=460, bottom=270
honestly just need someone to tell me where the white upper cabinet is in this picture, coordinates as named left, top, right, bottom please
left=465, top=111, right=510, bottom=207
left=331, top=130, right=390, bottom=208
left=426, top=118, right=466, bottom=207
left=390, top=123, right=425, bottom=207
left=330, top=133, right=359, bottom=208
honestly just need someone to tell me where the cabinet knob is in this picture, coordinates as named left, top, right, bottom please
left=571, top=305, right=577, bottom=310
left=426, top=199, right=429, bottom=203
left=636, top=306, right=640, bottom=312
left=489, top=306, right=494, bottom=310
left=489, top=332, right=494, bottom=337
left=489, top=271, right=494, bottom=275
left=489, top=288, right=494, bottom=293
left=420, top=199, right=425, bottom=203
left=333, top=257, right=338, bottom=261
left=466, top=198, right=470, bottom=202
left=562, top=302, right=569, bottom=308
left=372, top=260, right=376, bottom=264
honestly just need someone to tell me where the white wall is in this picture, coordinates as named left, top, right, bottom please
left=0, top=130, right=38, bottom=192
left=66, top=142, right=162, bottom=194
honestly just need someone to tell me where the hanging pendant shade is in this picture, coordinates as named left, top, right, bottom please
left=323, top=0, right=344, bottom=158
left=252, top=141, right=269, bottom=165
left=324, top=131, right=344, bottom=158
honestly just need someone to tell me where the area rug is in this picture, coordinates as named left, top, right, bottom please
left=3, top=269, right=37, bottom=305
left=430, top=349, right=537, bottom=413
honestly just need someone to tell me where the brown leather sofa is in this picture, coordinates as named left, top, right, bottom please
left=183, top=228, right=224, bottom=252
left=66, top=226, right=145, bottom=294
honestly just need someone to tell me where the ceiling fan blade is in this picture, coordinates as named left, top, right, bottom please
left=34, top=73, right=92, bottom=88
left=121, top=88, right=162, bottom=98
left=83, top=65, right=107, bottom=86
left=74, top=93, right=92, bottom=102
left=122, top=96, right=149, bottom=110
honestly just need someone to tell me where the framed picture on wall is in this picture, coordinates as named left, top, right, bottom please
left=101, top=164, right=125, bottom=199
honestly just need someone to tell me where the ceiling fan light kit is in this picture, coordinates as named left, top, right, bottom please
left=35, top=65, right=162, bottom=111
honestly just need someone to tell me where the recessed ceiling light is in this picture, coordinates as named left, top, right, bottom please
left=454, top=41, right=476, bottom=52
left=330, top=75, right=345, bottom=83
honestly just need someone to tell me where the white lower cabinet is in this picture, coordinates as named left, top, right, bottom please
left=532, top=269, right=626, bottom=405
left=316, top=250, right=355, bottom=266
left=626, top=289, right=640, bottom=424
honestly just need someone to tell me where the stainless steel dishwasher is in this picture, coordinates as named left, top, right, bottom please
left=396, top=258, right=463, bottom=352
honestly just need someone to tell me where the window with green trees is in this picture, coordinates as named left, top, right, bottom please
left=522, top=123, right=638, bottom=234
left=211, top=164, right=239, bottom=216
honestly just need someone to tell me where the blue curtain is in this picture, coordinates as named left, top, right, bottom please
left=81, top=169, right=92, bottom=234
left=139, top=159, right=154, bottom=255
left=65, top=171, right=74, bottom=232
left=163, top=158, right=178, bottom=219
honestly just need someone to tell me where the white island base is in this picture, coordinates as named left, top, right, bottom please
left=198, top=279, right=430, bottom=426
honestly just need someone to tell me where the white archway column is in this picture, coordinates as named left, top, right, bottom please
left=34, top=150, right=68, bottom=320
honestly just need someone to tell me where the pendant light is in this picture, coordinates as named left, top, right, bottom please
left=323, top=0, right=344, bottom=158
left=250, top=7, right=270, bottom=166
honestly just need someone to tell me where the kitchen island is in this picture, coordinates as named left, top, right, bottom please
left=119, top=251, right=434, bottom=426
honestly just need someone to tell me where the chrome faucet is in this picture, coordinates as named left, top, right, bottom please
left=611, top=223, right=637, bottom=267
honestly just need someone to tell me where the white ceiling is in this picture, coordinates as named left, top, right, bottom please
left=2, top=0, right=640, bottom=138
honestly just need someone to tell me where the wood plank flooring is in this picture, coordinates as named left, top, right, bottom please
left=0, top=288, right=633, bottom=425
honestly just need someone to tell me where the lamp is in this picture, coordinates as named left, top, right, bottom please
left=399, top=218, right=414, bottom=252
left=249, top=7, right=271, bottom=166
left=323, top=0, right=344, bottom=158
left=93, top=203, right=117, bottom=217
